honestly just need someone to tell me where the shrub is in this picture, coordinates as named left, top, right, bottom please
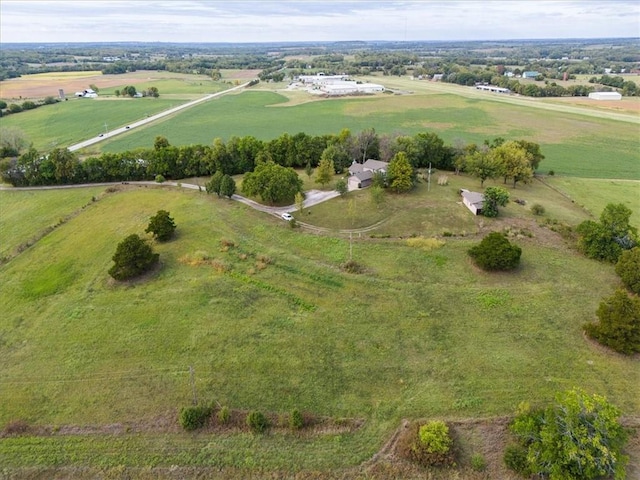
left=468, top=232, right=521, bottom=271
left=217, top=406, right=230, bottom=424
left=509, top=389, right=628, bottom=480
left=548, top=170, right=555, bottom=175
left=585, top=288, right=640, bottom=355
left=145, top=210, right=176, bottom=242
left=408, top=420, right=455, bottom=466
left=246, top=410, right=269, bottom=433
left=503, top=444, right=530, bottom=476
left=341, top=259, right=365, bottom=274
left=108, top=234, right=159, bottom=281
left=289, top=408, right=304, bottom=430
left=155, top=174, right=165, bottom=183
left=615, top=247, right=640, bottom=294
left=179, top=405, right=212, bottom=431
left=470, top=453, right=486, bottom=472
left=530, top=203, right=545, bottom=215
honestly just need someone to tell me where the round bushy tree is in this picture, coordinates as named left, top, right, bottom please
left=108, top=234, right=159, bottom=281
left=585, top=288, right=640, bottom=355
left=468, top=232, right=521, bottom=271
left=615, top=247, right=640, bottom=294
left=509, top=389, right=628, bottom=480
left=145, top=210, right=176, bottom=241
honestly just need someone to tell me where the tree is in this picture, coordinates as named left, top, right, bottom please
left=108, top=234, right=159, bottom=281
left=154, top=136, right=170, bottom=150
left=352, top=128, right=379, bottom=163
left=585, top=288, right=640, bottom=355
left=492, top=141, right=534, bottom=187
left=146, top=86, right=159, bottom=98
left=370, top=185, right=385, bottom=208
left=468, top=232, right=521, bottom=271
left=387, top=151, right=414, bottom=193
left=145, top=210, right=176, bottom=242
left=335, top=178, right=348, bottom=196
left=615, top=247, right=640, bottom=294
left=219, top=174, right=236, bottom=198
left=577, top=204, right=637, bottom=262
left=48, top=147, right=79, bottom=184
left=515, top=139, right=544, bottom=171
left=482, top=186, right=509, bottom=217
left=241, top=160, right=303, bottom=204
left=509, top=389, right=628, bottom=480
left=205, top=170, right=224, bottom=196
left=295, top=191, right=305, bottom=213
left=466, top=149, right=498, bottom=187
left=315, top=155, right=334, bottom=186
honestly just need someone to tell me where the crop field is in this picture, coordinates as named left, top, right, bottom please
left=0, top=97, right=186, bottom=151
left=0, top=181, right=638, bottom=477
left=95, top=87, right=640, bottom=179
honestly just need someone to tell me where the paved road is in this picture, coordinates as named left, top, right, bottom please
left=68, top=82, right=251, bottom=152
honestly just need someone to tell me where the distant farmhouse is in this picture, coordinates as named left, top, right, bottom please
left=521, top=71, right=540, bottom=79
left=75, top=88, right=98, bottom=98
left=348, top=159, right=389, bottom=190
left=588, top=91, right=622, bottom=101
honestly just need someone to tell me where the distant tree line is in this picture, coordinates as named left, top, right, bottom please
left=0, top=129, right=544, bottom=188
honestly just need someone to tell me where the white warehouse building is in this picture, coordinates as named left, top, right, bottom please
left=588, top=91, right=622, bottom=100
left=321, top=81, right=385, bottom=96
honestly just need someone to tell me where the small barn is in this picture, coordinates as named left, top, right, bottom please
left=588, top=91, right=622, bottom=101
left=460, top=189, right=484, bottom=215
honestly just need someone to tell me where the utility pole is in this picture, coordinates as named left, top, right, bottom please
left=427, top=162, right=432, bottom=192
left=189, top=365, right=198, bottom=406
left=103, top=122, right=108, bottom=134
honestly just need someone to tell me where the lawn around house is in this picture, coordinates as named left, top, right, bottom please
left=0, top=182, right=638, bottom=476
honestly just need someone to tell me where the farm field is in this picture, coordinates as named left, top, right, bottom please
left=0, top=182, right=638, bottom=477
left=95, top=87, right=640, bottom=179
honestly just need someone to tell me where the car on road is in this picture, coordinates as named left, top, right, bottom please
left=125, top=126, right=130, bottom=129
left=281, top=213, right=293, bottom=221
left=98, top=133, right=104, bottom=137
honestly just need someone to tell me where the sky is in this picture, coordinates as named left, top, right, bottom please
left=1, top=0, right=639, bottom=44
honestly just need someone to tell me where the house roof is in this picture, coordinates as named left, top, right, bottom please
left=348, top=163, right=365, bottom=174
left=461, top=189, right=484, bottom=206
left=354, top=171, right=374, bottom=181
left=363, top=159, right=388, bottom=171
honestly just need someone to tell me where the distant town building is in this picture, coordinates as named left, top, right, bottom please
left=74, top=89, right=97, bottom=98
left=522, top=71, right=540, bottom=79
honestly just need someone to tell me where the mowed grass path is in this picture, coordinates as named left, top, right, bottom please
left=99, top=89, right=640, bottom=179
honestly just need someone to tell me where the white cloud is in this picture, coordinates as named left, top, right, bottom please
left=1, top=0, right=638, bottom=43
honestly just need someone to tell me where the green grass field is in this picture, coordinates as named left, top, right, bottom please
left=95, top=89, right=640, bottom=179
left=0, top=98, right=186, bottom=151
left=0, top=183, right=637, bottom=475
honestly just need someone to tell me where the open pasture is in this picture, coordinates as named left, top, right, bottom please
left=0, top=183, right=638, bottom=474
left=99, top=88, right=640, bottom=179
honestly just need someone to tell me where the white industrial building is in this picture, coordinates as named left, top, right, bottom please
left=475, top=84, right=511, bottom=94
left=588, top=91, right=622, bottom=100
left=321, top=81, right=385, bottom=96
left=297, top=74, right=349, bottom=85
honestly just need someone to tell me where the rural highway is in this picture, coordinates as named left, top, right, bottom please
left=68, top=82, right=251, bottom=152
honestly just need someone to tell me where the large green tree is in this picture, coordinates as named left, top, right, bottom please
left=466, top=149, right=498, bottom=187
left=108, top=234, right=159, bottom=281
left=577, top=203, right=637, bottom=262
left=468, top=232, right=521, bottom=271
left=219, top=174, right=236, bottom=198
left=315, top=155, right=334, bottom=186
left=242, top=160, right=303, bottom=204
left=145, top=210, right=176, bottom=242
left=482, top=186, right=509, bottom=217
left=492, top=141, right=534, bottom=188
left=509, top=389, right=628, bottom=480
left=387, top=151, right=414, bottom=193
left=585, top=288, right=640, bottom=354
